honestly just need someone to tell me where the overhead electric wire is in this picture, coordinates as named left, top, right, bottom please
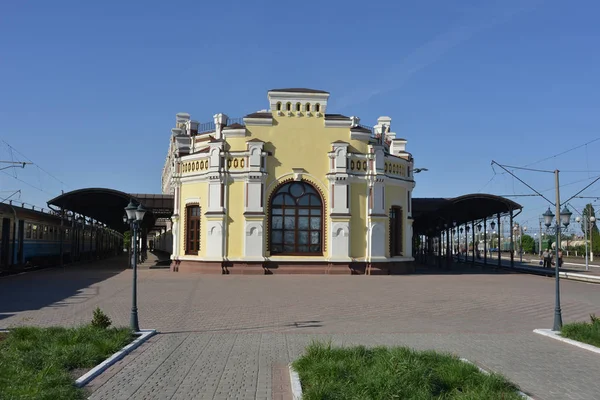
left=0, top=139, right=68, bottom=189
left=539, top=175, right=600, bottom=194
left=564, top=175, right=600, bottom=204
left=523, top=137, right=600, bottom=168
left=496, top=164, right=554, bottom=173
left=0, top=190, right=21, bottom=203
left=491, top=161, right=555, bottom=206
left=0, top=169, right=54, bottom=196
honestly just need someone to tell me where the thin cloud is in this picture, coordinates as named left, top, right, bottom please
left=335, top=1, right=544, bottom=109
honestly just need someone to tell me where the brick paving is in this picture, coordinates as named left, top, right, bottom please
left=1, top=257, right=600, bottom=399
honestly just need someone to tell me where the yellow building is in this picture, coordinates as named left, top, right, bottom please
left=162, top=88, right=416, bottom=274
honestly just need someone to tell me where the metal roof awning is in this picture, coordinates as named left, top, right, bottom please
left=412, top=193, right=522, bottom=234
left=47, top=188, right=174, bottom=233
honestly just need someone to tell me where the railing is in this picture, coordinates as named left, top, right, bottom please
left=358, top=124, right=374, bottom=134
left=195, top=117, right=246, bottom=135
left=226, top=117, right=245, bottom=126
left=197, top=121, right=215, bottom=134
left=1, top=200, right=60, bottom=216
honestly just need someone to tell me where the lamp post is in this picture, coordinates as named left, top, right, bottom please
left=453, top=221, right=457, bottom=259
left=543, top=203, right=572, bottom=331
left=124, top=200, right=146, bottom=333
left=490, top=221, right=496, bottom=254
left=477, top=222, right=482, bottom=259
left=458, top=226, right=463, bottom=262
left=575, top=214, right=595, bottom=271
left=465, top=225, right=471, bottom=259
left=513, top=224, right=527, bottom=262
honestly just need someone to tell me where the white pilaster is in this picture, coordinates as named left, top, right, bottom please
left=213, top=113, right=228, bottom=140
left=245, top=140, right=266, bottom=213
left=171, top=215, right=180, bottom=258
left=369, top=221, right=386, bottom=260
left=244, top=221, right=264, bottom=259
left=205, top=220, right=224, bottom=258
left=330, top=222, right=350, bottom=261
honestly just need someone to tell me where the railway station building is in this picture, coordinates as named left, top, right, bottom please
left=160, top=88, right=416, bottom=274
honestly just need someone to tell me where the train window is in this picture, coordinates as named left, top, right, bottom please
left=26, top=223, right=32, bottom=239
left=49, top=226, right=54, bottom=240
left=32, top=224, right=38, bottom=239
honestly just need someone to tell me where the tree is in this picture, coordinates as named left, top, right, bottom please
left=123, top=230, right=132, bottom=250
left=521, top=234, right=535, bottom=253
left=592, top=229, right=600, bottom=254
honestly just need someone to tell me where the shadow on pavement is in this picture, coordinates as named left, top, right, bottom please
left=0, top=256, right=129, bottom=324
left=159, top=320, right=324, bottom=334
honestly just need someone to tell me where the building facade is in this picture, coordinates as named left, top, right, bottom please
left=162, top=88, right=416, bottom=274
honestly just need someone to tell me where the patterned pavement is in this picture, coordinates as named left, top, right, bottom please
left=1, top=257, right=599, bottom=400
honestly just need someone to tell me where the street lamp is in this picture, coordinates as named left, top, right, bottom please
left=124, top=199, right=146, bottom=332
left=465, top=225, right=471, bottom=257
left=513, top=224, right=527, bottom=262
left=576, top=214, right=596, bottom=271
left=543, top=205, right=572, bottom=331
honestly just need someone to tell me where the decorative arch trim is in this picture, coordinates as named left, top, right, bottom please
left=265, top=177, right=328, bottom=256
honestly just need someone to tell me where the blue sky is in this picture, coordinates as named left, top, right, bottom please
left=1, top=0, right=600, bottom=236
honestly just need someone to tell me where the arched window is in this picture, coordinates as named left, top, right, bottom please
left=315, top=103, right=321, bottom=112
left=276, top=102, right=282, bottom=111
left=270, top=181, right=323, bottom=255
left=305, top=103, right=311, bottom=112
left=286, top=102, right=292, bottom=111
left=296, top=102, right=301, bottom=112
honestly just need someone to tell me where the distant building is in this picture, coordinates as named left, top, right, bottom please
left=161, top=88, right=416, bottom=274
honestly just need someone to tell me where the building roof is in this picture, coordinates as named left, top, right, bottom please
left=47, top=188, right=174, bottom=233
left=350, top=126, right=372, bottom=133
left=324, top=114, right=350, bottom=120
left=223, top=123, right=245, bottom=129
left=269, top=88, right=329, bottom=94
left=244, top=112, right=273, bottom=119
left=412, top=194, right=522, bottom=234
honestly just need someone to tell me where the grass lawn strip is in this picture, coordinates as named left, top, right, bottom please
left=75, top=329, right=156, bottom=387
left=561, top=315, right=600, bottom=348
left=0, top=325, right=133, bottom=400
left=293, top=342, right=525, bottom=400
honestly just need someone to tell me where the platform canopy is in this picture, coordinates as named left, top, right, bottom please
left=412, top=193, right=522, bottom=234
left=47, top=188, right=173, bottom=233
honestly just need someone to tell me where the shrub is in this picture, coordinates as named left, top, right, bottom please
left=91, top=307, right=112, bottom=329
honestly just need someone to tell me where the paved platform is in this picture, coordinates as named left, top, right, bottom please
left=1, top=258, right=600, bottom=399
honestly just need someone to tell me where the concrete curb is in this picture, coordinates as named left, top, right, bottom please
left=558, top=271, right=600, bottom=283
left=459, top=358, right=534, bottom=399
left=468, top=261, right=600, bottom=284
left=288, top=364, right=303, bottom=400
left=288, top=359, right=533, bottom=399
left=533, top=329, right=600, bottom=355
left=75, top=329, right=156, bottom=387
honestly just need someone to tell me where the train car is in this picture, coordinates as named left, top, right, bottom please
left=0, top=202, right=123, bottom=273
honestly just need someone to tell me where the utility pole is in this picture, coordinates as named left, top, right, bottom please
left=0, top=160, right=32, bottom=171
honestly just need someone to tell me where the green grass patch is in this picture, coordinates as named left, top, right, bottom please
left=292, top=341, right=523, bottom=400
left=0, top=325, right=133, bottom=400
left=561, top=314, right=600, bottom=348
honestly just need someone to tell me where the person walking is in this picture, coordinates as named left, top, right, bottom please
left=557, top=248, right=564, bottom=268
left=542, top=248, right=551, bottom=268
